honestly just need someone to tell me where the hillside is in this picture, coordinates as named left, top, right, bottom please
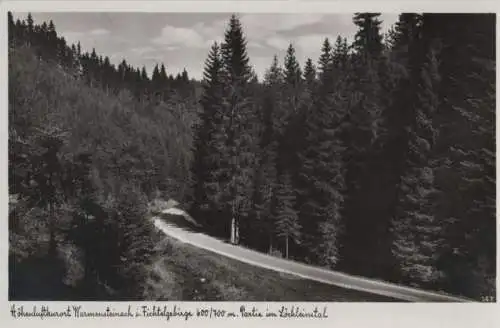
left=8, top=41, right=197, bottom=300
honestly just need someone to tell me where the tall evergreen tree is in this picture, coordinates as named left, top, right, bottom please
left=26, top=13, right=34, bottom=35
left=283, top=43, right=302, bottom=111
left=428, top=13, right=496, bottom=298
left=352, top=13, right=384, bottom=60
left=273, top=172, right=301, bottom=259
left=221, top=15, right=256, bottom=243
left=8, top=12, right=15, bottom=46
left=391, top=40, right=444, bottom=288
left=333, top=36, right=350, bottom=69
left=298, top=40, right=346, bottom=267
left=140, top=66, right=149, bottom=100
left=190, top=42, right=226, bottom=235
left=317, top=38, right=333, bottom=81
left=303, top=58, right=317, bottom=86
left=151, top=64, right=161, bottom=102
left=340, top=13, right=388, bottom=277
left=251, top=55, right=282, bottom=251
left=159, top=64, right=169, bottom=100
left=219, top=15, right=257, bottom=244
left=280, top=44, right=304, bottom=183
left=392, top=14, right=422, bottom=51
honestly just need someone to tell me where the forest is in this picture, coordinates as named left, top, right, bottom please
left=8, top=12, right=496, bottom=301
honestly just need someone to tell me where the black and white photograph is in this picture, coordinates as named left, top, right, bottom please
left=7, top=8, right=496, bottom=304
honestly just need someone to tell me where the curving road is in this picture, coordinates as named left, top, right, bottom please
left=152, top=207, right=471, bottom=303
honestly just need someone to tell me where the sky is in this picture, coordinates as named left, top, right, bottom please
left=13, top=12, right=399, bottom=80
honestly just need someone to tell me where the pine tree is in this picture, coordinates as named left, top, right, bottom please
left=333, top=36, right=349, bottom=69
left=273, top=173, right=300, bottom=259
left=8, top=11, right=15, bottom=46
left=31, top=126, right=69, bottom=256
left=283, top=43, right=302, bottom=113
left=27, top=13, right=34, bottom=35
left=303, top=58, right=317, bottom=87
left=428, top=13, right=496, bottom=298
left=339, top=13, right=388, bottom=276
left=298, top=40, right=346, bottom=267
left=191, top=42, right=227, bottom=235
left=391, top=41, right=444, bottom=288
left=251, top=55, right=282, bottom=251
left=317, top=38, right=333, bottom=81
left=159, top=64, right=169, bottom=100
left=77, top=41, right=82, bottom=58
left=353, top=13, right=383, bottom=60
left=280, top=44, right=303, bottom=179
left=151, top=64, right=161, bottom=102
left=140, top=66, right=149, bottom=100
left=378, top=16, right=424, bottom=280
left=46, top=20, right=57, bottom=60
left=391, top=14, right=422, bottom=53
left=219, top=15, right=257, bottom=244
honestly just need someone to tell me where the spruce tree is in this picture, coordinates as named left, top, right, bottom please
left=392, top=14, right=422, bottom=52
left=298, top=40, right=345, bottom=267
left=27, top=13, right=34, bottom=35
left=220, top=15, right=257, bottom=244
left=283, top=43, right=302, bottom=112
left=8, top=12, right=15, bottom=46
left=46, top=20, right=57, bottom=60
left=273, top=172, right=301, bottom=259
left=77, top=41, right=82, bottom=58
left=251, top=55, right=282, bottom=251
left=428, top=13, right=496, bottom=298
left=151, top=64, right=161, bottom=102
left=333, top=36, right=349, bottom=69
left=391, top=41, right=444, bottom=288
left=317, top=38, right=333, bottom=81
left=140, top=66, right=149, bottom=101
left=340, top=13, right=388, bottom=277
left=191, top=42, right=226, bottom=235
left=280, top=43, right=303, bottom=185
left=303, top=58, right=317, bottom=87
left=352, top=13, right=383, bottom=60
left=159, top=64, right=168, bottom=100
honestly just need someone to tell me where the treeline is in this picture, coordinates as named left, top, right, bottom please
left=190, top=14, right=496, bottom=300
left=8, top=12, right=197, bottom=102
left=9, top=13, right=197, bottom=299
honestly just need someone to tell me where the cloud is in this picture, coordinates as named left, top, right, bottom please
left=193, top=14, right=325, bottom=43
left=90, top=28, right=110, bottom=36
left=153, top=14, right=325, bottom=51
left=59, top=30, right=85, bottom=43
left=265, top=36, right=290, bottom=50
left=130, top=46, right=157, bottom=55
left=248, top=41, right=265, bottom=49
left=241, top=14, right=324, bottom=37
left=152, top=25, right=205, bottom=48
left=295, top=34, right=333, bottom=52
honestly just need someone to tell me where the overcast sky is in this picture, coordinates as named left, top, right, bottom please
left=14, top=12, right=399, bottom=80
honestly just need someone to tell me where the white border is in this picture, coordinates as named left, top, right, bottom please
left=1, top=1, right=499, bottom=328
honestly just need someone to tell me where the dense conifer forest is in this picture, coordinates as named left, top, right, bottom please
left=8, top=12, right=495, bottom=301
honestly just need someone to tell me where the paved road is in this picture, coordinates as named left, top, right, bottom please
left=152, top=208, right=471, bottom=303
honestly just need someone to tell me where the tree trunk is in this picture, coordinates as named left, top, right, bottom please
left=230, top=215, right=236, bottom=244
left=268, top=234, right=273, bottom=254
left=84, top=214, right=90, bottom=282
left=235, top=217, right=240, bottom=244
left=48, top=202, right=56, bottom=256
left=285, top=234, right=289, bottom=259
